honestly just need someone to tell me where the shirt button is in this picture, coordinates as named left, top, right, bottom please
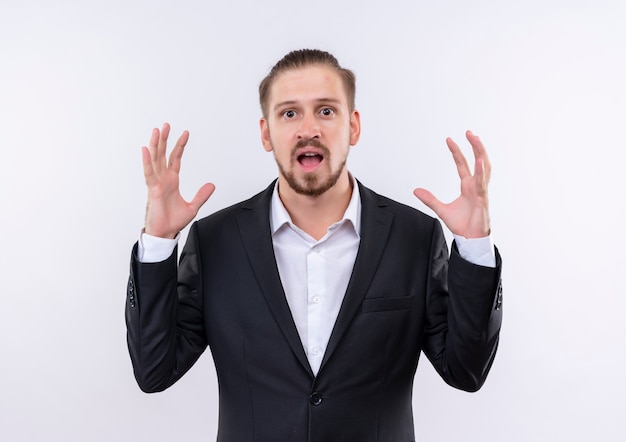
left=310, top=392, right=323, bottom=406
left=311, top=347, right=321, bottom=356
left=312, top=296, right=321, bottom=304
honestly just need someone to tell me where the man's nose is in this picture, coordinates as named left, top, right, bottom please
left=297, top=112, right=320, bottom=139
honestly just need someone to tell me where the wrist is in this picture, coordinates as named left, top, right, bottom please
left=143, top=227, right=179, bottom=240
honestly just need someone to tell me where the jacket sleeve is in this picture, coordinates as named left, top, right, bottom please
left=125, top=222, right=207, bottom=393
left=422, top=221, right=503, bottom=392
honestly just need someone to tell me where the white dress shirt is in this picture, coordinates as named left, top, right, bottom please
left=137, top=178, right=496, bottom=375
left=269, top=181, right=361, bottom=375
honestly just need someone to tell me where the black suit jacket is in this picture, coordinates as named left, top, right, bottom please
left=126, top=180, right=503, bottom=442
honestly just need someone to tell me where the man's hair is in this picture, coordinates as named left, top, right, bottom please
left=259, top=49, right=356, bottom=118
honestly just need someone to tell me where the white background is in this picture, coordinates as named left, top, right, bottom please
left=1, top=0, right=624, bottom=441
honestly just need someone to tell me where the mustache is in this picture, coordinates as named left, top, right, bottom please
left=294, top=138, right=328, bottom=152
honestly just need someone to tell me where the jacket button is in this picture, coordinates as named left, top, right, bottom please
left=310, top=392, right=323, bottom=406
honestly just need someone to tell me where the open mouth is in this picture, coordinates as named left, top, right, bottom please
left=297, top=152, right=323, bottom=170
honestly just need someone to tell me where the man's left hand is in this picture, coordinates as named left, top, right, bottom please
left=414, top=130, right=491, bottom=239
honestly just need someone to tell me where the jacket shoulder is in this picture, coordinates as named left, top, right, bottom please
left=358, top=181, right=438, bottom=225
left=194, top=181, right=274, bottom=230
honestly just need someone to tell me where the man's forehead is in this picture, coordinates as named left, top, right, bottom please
left=269, top=65, right=347, bottom=106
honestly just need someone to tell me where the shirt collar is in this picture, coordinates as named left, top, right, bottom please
left=270, top=174, right=361, bottom=237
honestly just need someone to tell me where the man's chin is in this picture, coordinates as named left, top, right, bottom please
left=278, top=160, right=345, bottom=197
left=288, top=176, right=335, bottom=197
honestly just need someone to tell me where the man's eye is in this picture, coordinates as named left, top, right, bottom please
left=283, top=110, right=297, bottom=119
left=320, top=108, right=335, bottom=117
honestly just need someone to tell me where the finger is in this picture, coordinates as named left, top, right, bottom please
left=446, top=137, right=471, bottom=180
left=141, top=146, right=157, bottom=187
left=154, top=122, right=171, bottom=174
left=147, top=127, right=160, bottom=171
left=413, top=188, right=444, bottom=216
left=474, top=157, right=488, bottom=196
left=189, top=183, right=216, bottom=213
left=168, top=130, right=190, bottom=174
left=466, top=130, right=491, bottom=181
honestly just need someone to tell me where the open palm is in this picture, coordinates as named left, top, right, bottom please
left=142, top=123, right=215, bottom=239
left=414, top=131, right=491, bottom=239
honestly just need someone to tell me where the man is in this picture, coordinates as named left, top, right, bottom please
left=126, top=49, right=503, bottom=441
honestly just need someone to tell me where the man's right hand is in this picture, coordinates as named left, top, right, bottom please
left=142, top=123, right=215, bottom=239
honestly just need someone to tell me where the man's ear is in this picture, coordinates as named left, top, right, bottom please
left=260, top=118, right=273, bottom=152
left=349, top=110, right=361, bottom=146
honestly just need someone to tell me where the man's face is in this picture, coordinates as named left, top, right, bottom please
left=260, top=65, right=360, bottom=197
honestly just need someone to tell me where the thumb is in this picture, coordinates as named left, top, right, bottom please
left=189, top=183, right=216, bottom=213
left=413, top=188, right=443, bottom=216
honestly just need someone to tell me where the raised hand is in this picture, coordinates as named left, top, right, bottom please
left=142, top=123, right=215, bottom=239
left=413, top=130, right=491, bottom=239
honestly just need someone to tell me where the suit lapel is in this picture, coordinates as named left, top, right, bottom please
left=237, top=182, right=314, bottom=378
left=319, top=183, right=393, bottom=374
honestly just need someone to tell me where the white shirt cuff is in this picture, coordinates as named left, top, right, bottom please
left=452, top=234, right=496, bottom=268
left=138, top=230, right=180, bottom=263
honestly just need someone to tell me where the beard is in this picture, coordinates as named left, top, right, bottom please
left=274, top=138, right=348, bottom=197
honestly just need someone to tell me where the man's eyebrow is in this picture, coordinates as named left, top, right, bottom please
left=273, top=100, right=297, bottom=111
left=273, top=98, right=342, bottom=111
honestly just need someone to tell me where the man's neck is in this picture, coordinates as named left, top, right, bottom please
left=277, top=173, right=354, bottom=241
